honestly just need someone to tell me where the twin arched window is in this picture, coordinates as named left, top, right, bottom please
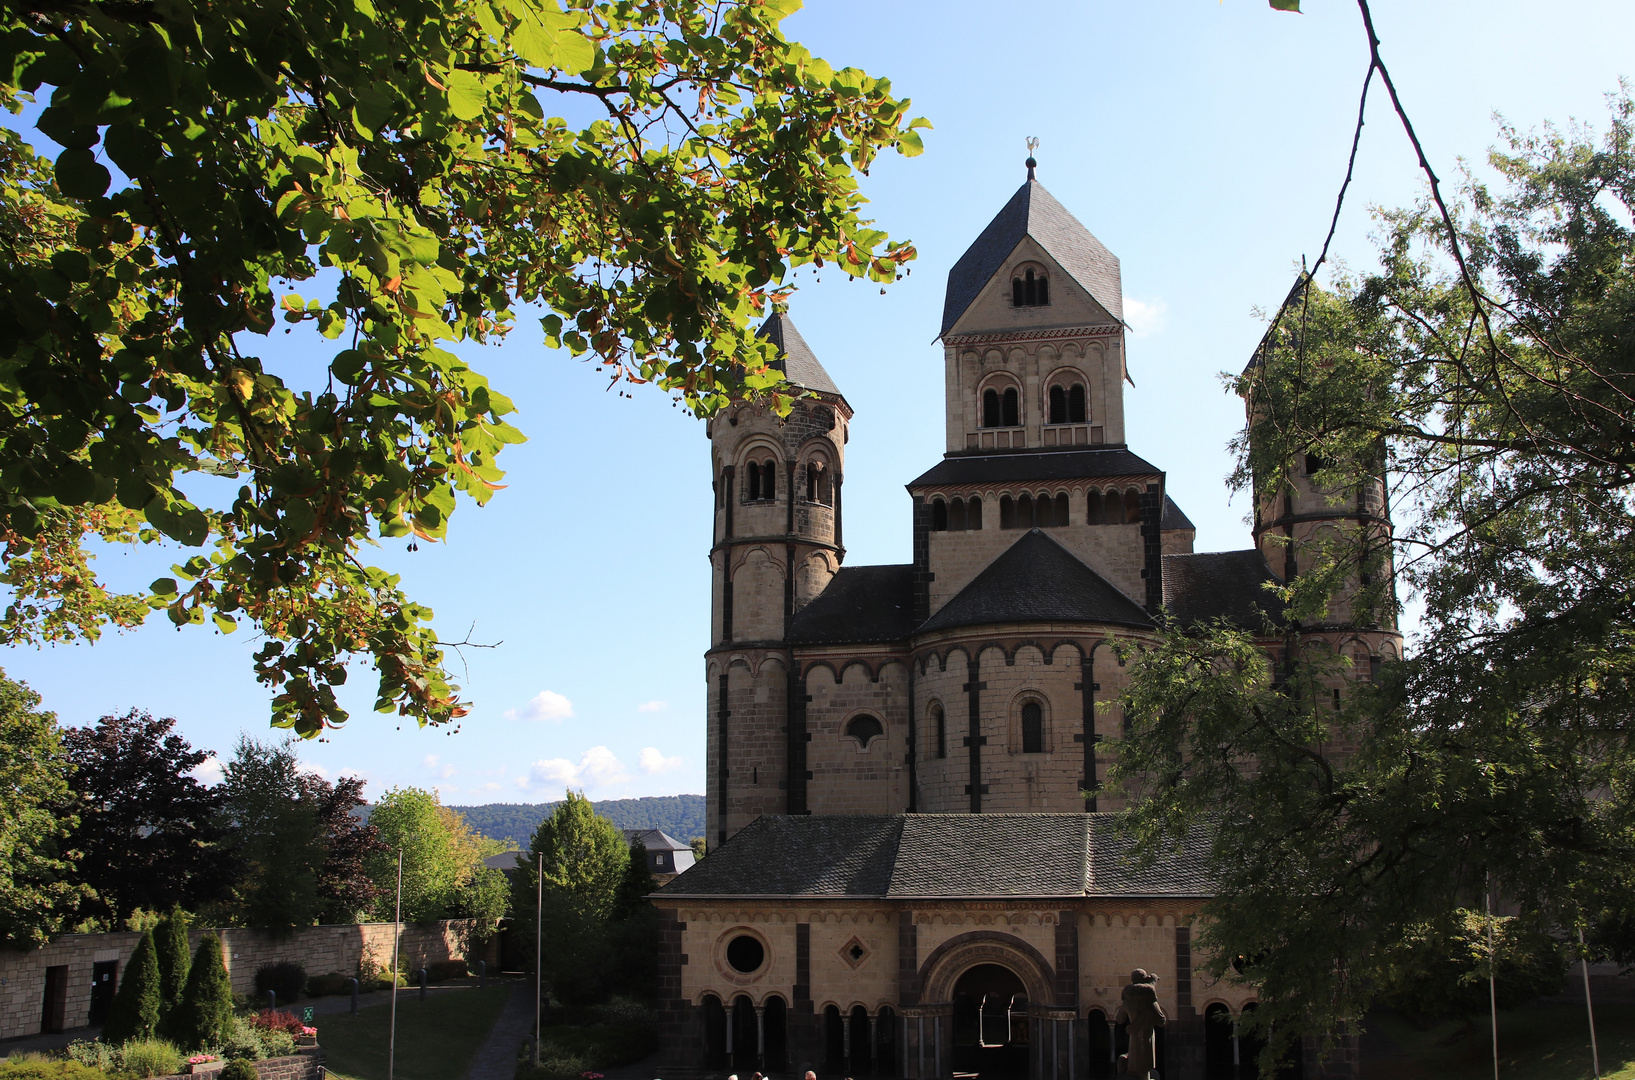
left=1012, top=267, right=1049, bottom=307
left=999, top=492, right=1071, bottom=529
left=745, top=459, right=778, bottom=501
left=1085, top=487, right=1144, bottom=525
left=930, top=496, right=983, bottom=532
left=805, top=459, right=833, bottom=505
left=1048, top=383, right=1087, bottom=424
left=982, top=387, right=1020, bottom=428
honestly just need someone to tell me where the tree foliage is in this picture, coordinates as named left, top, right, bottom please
left=152, top=906, right=190, bottom=1032
left=0, top=0, right=924, bottom=736
left=61, top=710, right=226, bottom=925
left=102, top=927, right=161, bottom=1044
left=307, top=771, right=385, bottom=922
left=1380, top=911, right=1565, bottom=1023
left=1114, top=97, right=1635, bottom=1054
left=366, top=786, right=503, bottom=923
left=214, top=736, right=323, bottom=933
left=175, top=933, right=235, bottom=1050
left=0, top=668, right=84, bottom=949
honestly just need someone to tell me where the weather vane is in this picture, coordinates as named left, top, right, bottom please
left=1026, top=136, right=1039, bottom=180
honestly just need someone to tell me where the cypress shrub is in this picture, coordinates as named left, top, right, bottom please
left=219, top=1061, right=258, bottom=1080
left=102, top=930, right=162, bottom=1044
left=152, top=907, right=191, bottom=1032
left=176, top=934, right=234, bottom=1050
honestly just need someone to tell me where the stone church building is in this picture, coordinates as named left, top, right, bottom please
left=651, top=165, right=1398, bottom=1079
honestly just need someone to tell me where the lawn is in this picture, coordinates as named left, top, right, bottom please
left=1371, top=1002, right=1635, bottom=1080
left=318, top=984, right=514, bottom=1080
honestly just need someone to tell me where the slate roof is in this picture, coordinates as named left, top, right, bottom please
left=1162, top=549, right=1286, bottom=632
left=655, top=813, right=1214, bottom=899
left=918, top=530, right=1153, bottom=634
left=941, top=179, right=1124, bottom=338
left=1161, top=495, right=1195, bottom=532
left=909, top=448, right=1161, bottom=489
left=623, top=828, right=691, bottom=853
left=789, top=564, right=916, bottom=645
left=758, top=312, right=843, bottom=399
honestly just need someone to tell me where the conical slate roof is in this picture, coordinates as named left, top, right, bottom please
left=757, top=312, right=843, bottom=399
left=940, top=178, right=1123, bottom=337
left=917, top=528, right=1153, bottom=633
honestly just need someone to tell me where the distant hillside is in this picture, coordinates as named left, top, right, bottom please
left=449, top=795, right=705, bottom=849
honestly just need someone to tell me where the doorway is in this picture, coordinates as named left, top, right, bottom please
left=41, top=966, right=68, bottom=1034
left=89, top=961, right=118, bottom=1027
left=951, top=964, right=1030, bottom=1079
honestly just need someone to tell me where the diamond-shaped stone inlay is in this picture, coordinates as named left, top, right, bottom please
left=838, top=935, right=871, bottom=970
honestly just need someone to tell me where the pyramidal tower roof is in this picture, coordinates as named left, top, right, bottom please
left=757, top=311, right=844, bottom=400
left=940, top=176, right=1123, bottom=337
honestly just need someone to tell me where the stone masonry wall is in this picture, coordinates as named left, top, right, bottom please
left=925, top=514, right=1148, bottom=616
left=0, top=920, right=480, bottom=1040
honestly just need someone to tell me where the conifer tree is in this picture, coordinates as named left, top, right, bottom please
left=152, top=907, right=191, bottom=1029
left=102, top=929, right=161, bottom=1044
left=176, top=933, right=235, bottom=1051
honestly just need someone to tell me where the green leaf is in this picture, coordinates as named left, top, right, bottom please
left=212, top=613, right=238, bottom=633
left=1269, top=0, right=1301, bottom=9
left=898, top=130, right=924, bottom=157
left=508, top=3, right=593, bottom=73
left=54, top=149, right=111, bottom=199
left=446, top=70, right=488, bottom=121
left=150, top=578, right=179, bottom=598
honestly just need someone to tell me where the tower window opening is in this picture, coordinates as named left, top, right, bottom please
left=1086, top=489, right=1103, bottom=525
left=1049, top=385, right=1067, bottom=424
left=1124, top=489, right=1143, bottom=523
left=1012, top=267, right=1049, bottom=308
left=983, top=389, right=1001, bottom=428
left=934, top=705, right=946, bottom=759
left=807, top=461, right=818, bottom=502
left=747, top=463, right=761, bottom=501
left=1021, top=702, right=1043, bottom=754
left=1054, top=492, right=1070, bottom=527
left=931, top=497, right=949, bottom=532
left=1332, top=688, right=1342, bottom=712
left=1000, top=495, right=1016, bottom=530
left=1069, top=384, right=1086, bottom=423
left=1002, top=387, right=1019, bottom=427
left=846, top=714, right=884, bottom=748
left=762, top=461, right=777, bottom=501
left=950, top=497, right=967, bottom=532
left=968, top=496, right=983, bottom=530
left=1017, top=493, right=1034, bottom=528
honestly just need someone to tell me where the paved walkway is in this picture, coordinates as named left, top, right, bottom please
left=463, top=981, right=534, bottom=1080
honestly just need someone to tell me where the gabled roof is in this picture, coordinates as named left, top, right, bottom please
left=623, top=828, right=691, bottom=853
left=1162, top=549, right=1285, bottom=632
left=655, top=813, right=1214, bottom=899
left=789, top=564, right=916, bottom=646
left=1161, top=495, right=1195, bottom=532
left=909, top=447, right=1161, bottom=489
left=941, top=179, right=1123, bottom=338
left=918, top=529, right=1153, bottom=634
left=757, top=312, right=843, bottom=400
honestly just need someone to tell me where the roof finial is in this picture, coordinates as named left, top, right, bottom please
left=1025, top=136, right=1039, bottom=180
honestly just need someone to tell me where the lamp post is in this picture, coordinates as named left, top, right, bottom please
left=389, top=848, right=403, bottom=1080
left=534, top=853, right=543, bottom=1065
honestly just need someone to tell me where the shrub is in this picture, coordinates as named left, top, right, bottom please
left=304, top=973, right=352, bottom=998
left=589, top=997, right=654, bottom=1028
left=176, top=934, right=234, bottom=1051
left=61, top=1044, right=115, bottom=1073
left=102, top=930, right=162, bottom=1044
left=219, top=1062, right=259, bottom=1080
left=251, top=962, right=305, bottom=1005
left=0, top=1061, right=109, bottom=1079
left=151, top=908, right=191, bottom=1031
left=515, top=1049, right=589, bottom=1080
left=255, top=1031, right=295, bottom=1060
left=113, top=1038, right=183, bottom=1079
left=247, top=1011, right=304, bottom=1036
left=425, top=959, right=468, bottom=982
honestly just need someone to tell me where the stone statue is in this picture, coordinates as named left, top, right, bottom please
left=1114, top=968, right=1166, bottom=1078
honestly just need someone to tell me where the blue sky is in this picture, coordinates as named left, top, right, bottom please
left=5, top=1, right=1631, bottom=803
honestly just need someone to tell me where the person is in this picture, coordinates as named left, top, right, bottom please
left=1114, top=969, right=1165, bottom=1078
left=804, top=1072, right=817, bottom=1080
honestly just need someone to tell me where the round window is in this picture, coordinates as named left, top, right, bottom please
left=725, top=934, right=765, bottom=974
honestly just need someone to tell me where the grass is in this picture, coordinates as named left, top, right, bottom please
left=1371, top=1001, right=1635, bottom=1080
left=318, top=984, right=515, bottom=1080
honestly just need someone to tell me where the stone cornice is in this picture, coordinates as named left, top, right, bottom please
left=944, top=324, right=1122, bottom=347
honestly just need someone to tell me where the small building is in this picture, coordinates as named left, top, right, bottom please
left=625, top=829, right=698, bottom=881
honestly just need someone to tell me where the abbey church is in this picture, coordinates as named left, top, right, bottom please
left=651, top=165, right=1399, bottom=1080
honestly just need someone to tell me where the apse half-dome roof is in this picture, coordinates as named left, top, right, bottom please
left=940, top=178, right=1123, bottom=337
left=757, top=312, right=844, bottom=400
left=917, top=528, right=1153, bottom=634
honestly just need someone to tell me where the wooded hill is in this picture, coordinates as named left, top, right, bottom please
left=449, top=795, right=705, bottom=849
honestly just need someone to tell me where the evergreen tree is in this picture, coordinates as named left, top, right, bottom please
left=609, top=842, right=658, bottom=999
left=102, top=929, right=161, bottom=1043
left=176, top=933, right=235, bottom=1051
left=152, top=907, right=190, bottom=1029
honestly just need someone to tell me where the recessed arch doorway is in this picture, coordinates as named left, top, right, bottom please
left=951, top=964, right=1030, bottom=1079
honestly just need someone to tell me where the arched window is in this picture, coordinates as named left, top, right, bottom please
left=1054, top=492, right=1070, bottom=527
left=1002, top=387, right=1019, bottom=427
left=846, top=714, right=884, bottom=748
left=1049, top=385, right=1068, bottom=424
left=1124, top=489, right=1142, bottom=523
left=1012, top=267, right=1049, bottom=307
left=1086, top=489, right=1102, bottom=525
left=1069, top=384, right=1087, bottom=423
left=807, top=461, right=818, bottom=502
left=983, top=388, right=1001, bottom=428
left=1017, top=493, right=1034, bottom=528
left=968, top=496, right=983, bottom=530
left=1021, top=702, right=1043, bottom=753
left=949, top=497, right=967, bottom=532
left=933, top=705, right=946, bottom=759
left=762, top=461, right=777, bottom=501
left=747, top=463, right=761, bottom=501
left=1000, top=495, right=1016, bottom=529
left=931, top=497, right=948, bottom=531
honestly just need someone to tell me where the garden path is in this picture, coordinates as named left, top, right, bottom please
left=463, top=981, right=532, bottom=1080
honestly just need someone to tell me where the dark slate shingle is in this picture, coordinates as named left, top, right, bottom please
left=889, top=815, right=1089, bottom=897
left=1086, top=816, right=1215, bottom=898
left=909, top=448, right=1161, bottom=490
left=1162, top=549, right=1286, bottom=632
left=1161, top=495, right=1195, bottom=532
left=758, top=312, right=843, bottom=399
left=941, top=179, right=1124, bottom=337
left=656, top=816, right=902, bottom=897
left=917, top=530, right=1154, bottom=634
left=789, top=564, right=916, bottom=645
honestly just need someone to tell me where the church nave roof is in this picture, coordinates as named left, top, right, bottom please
left=788, top=564, right=916, bottom=645
left=1161, top=549, right=1285, bottom=632
left=908, top=446, right=1161, bottom=490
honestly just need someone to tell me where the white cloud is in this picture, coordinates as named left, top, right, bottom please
left=1124, top=296, right=1167, bottom=338
left=519, top=746, right=629, bottom=794
left=190, top=756, right=225, bottom=787
left=639, top=747, right=684, bottom=775
left=297, top=761, right=330, bottom=780
left=422, top=754, right=456, bottom=780
left=504, top=690, right=575, bottom=722
left=636, top=700, right=668, bottom=714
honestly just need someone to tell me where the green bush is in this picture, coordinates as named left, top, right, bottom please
left=425, top=959, right=468, bottom=982
left=151, top=908, right=190, bottom=1031
left=0, top=1060, right=109, bottom=1079
left=219, top=1061, right=258, bottom=1080
left=60, top=1043, right=114, bottom=1072
left=251, top=962, right=305, bottom=1005
left=514, top=1048, right=588, bottom=1080
left=304, top=973, right=353, bottom=997
left=535, top=1023, right=656, bottom=1070
left=112, top=1039, right=182, bottom=1080
left=176, top=934, right=234, bottom=1051
left=102, top=931, right=161, bottom=1044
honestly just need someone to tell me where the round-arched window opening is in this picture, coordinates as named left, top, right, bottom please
left=726, top=935, right=765, bottom=974
left=846, top=714, right=884, bottom=748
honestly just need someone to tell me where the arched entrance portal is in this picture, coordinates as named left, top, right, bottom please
left=951, top=964, right=1029, bottom=1079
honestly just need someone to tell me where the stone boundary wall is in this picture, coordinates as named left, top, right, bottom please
left=0, top=921, right=484, bottom=1041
